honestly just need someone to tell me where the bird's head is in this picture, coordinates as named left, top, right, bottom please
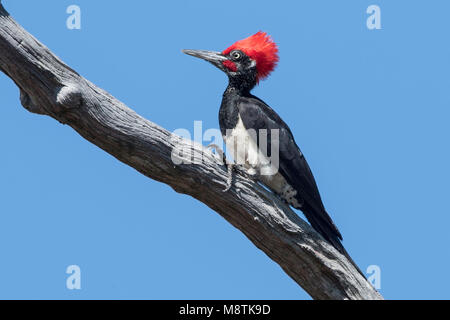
left=183, top=32, right=278, bottom=90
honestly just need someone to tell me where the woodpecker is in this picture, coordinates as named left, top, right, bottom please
left=183, top=32, right=360, bottom=269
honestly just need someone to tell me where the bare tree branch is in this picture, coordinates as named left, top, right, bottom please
left=0, top=3, right=382, bottom=300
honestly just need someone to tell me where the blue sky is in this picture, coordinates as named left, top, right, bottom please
left=0, top=0, right=449, bottom=299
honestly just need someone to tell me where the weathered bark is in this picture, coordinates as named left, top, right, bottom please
left=0, top=2, right=382, bottom=300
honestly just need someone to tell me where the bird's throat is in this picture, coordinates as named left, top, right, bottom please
left=227, top=73, right=257, bottom=95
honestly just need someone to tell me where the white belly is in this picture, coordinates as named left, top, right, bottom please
left=225, top=115, right=271, bottom=174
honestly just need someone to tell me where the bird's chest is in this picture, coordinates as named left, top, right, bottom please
left=224, top=114, right=266, bottom=173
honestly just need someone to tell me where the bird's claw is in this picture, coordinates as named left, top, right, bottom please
left=222, top=162, right=234, bottom=192
left=207, top=144, right=234, bottom=192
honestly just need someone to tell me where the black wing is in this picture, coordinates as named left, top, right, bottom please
left=237, top=95, right=344, bottom=251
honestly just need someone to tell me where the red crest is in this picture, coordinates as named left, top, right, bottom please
left=222, top=32, right=279, bottom=82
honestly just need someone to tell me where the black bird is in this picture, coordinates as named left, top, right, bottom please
left=183, top=32, right=360, bottom=270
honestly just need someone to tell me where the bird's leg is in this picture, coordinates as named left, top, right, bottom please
left=223, top=160, right=235, bottom=193
left=207, top=144, right=235, bottom=192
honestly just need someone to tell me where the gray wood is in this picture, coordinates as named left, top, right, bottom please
left=0, top=2, right=383, bottom=300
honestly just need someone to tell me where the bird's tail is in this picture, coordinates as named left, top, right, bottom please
left=335, top=243, right=366, bottom=278
left=301, top=202, right=366, bottom=278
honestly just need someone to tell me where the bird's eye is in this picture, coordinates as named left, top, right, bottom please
left=231, top=51, right=242, bottom=60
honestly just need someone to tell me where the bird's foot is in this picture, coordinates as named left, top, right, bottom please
left=207, top=144, right=234, bottom=192
left=223, top=162, right=235, bottom=192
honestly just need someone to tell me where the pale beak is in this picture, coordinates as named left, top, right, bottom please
left=182, top=49, right=227, bottom=72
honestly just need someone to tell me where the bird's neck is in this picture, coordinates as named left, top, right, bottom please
left=219, top=74, right=258, bottom=135
left=226, top=74, right=257, bottom=96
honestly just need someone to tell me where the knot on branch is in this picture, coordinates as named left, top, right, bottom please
left=19, top=89, right=46, bottom=115
left=56, top=84, right=83, bottom=109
